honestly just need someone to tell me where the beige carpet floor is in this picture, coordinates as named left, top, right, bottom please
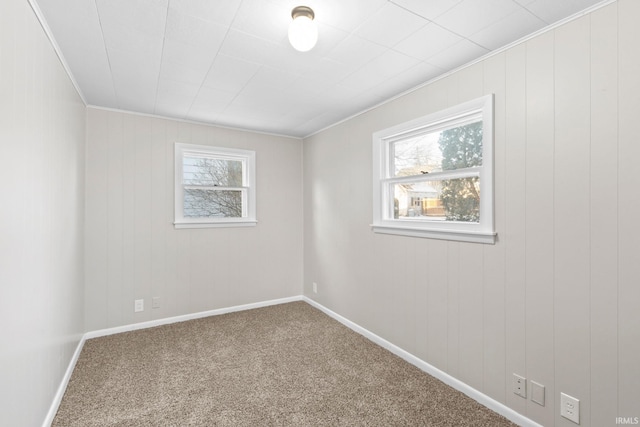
left=53, top=301, right=517, bottom=426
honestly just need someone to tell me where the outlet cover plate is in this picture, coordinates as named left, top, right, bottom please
left=531, top=381, right=545, bottom=406
left=513, top=374, right=526, bottom=398
left=134, top=299, right=144, bottom=312
left=560, top=392, right=580, bottom=424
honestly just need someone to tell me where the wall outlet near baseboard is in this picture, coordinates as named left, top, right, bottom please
left=513, top=374, right=526, bottom=398
left=561, top=392, right=580, bottom=424
left=312, top=282, right=317, bottom=293
left=152, top=297, right=160, bottom=309
left=134, top=299, right=144, bottom=312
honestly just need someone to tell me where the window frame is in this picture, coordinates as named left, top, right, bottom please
left=372, top=94, right=496, bottom=244
left=174, top=143, right=256, bottom=229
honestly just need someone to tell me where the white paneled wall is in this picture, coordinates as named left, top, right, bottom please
left=617, top=0, right=640, bottom=420
left=85, top=109, right=303, bottom=331
left=0, top=1, right=86, bottom=426
left=303, top=2, right=640, bottom=426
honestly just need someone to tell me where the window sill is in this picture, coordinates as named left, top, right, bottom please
left=174, top=220, right=257, bottom=229
left=371, top=224, right=496, bottom=244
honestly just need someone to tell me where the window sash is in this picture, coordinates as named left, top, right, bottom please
left=183, top=187, right=248, bottom=219
left=387, top=178, right=480, bottom=221
left=381, top=168, right=481, bottom=222
left=387, top=118, right=483, bottom=178
left=175, top=143, right=256, bottom=228
left=182, top=156, right=246, bottom=188
left=372, top=94, right=495, bottom=244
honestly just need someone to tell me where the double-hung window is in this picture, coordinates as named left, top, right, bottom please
left=372, top=95, right=495, bottom=244
left=174, top=143, right=256, bottom=228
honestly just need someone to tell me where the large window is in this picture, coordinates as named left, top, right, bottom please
left=174, top=143, right=256, bottom=228
left=372, top=95, right=495, bottom=243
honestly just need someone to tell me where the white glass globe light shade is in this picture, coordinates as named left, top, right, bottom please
left=288, top=15, right=318, bottom=52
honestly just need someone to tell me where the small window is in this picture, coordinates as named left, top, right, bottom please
left=174, top=143, right=256, bottom=228
left=372, top=95, right=495, bottom=244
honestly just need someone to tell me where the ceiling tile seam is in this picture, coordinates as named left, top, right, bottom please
left=517, top=0, right=618, bottom=26
left=183, top=0, right=245, bottom=121
left=387, top=29, right=487, bottom=62
left=388, top=0, right=462, bottom=21
left=352, top=4, right=432, bottom=51
left=327, top=37, right=424, bottom=97
left=302, top=0, right=617, bottom=140
left=382, top=2, right=491, bottom=55
left=424, top=21, right=491, bottom=53
left=464, top=5, right=546, bottom=49
left=26, top=0, right=87, bottom=105
left=152, top=5, right=172, bottom=117
left=206, top=59, right=265, bottom=119
left=512, top=0, right=550, bottom=25
left=342, top=1, right=395, bottom=39
left=195, top=29, right=289, bottom=120
left=93, top=0, right=120, bottom=109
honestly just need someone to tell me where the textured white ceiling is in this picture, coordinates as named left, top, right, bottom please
left=34, top=0, right=606, bottom=137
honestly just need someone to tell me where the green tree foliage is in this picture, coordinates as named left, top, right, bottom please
left=438, top=122, right=482, bottom=222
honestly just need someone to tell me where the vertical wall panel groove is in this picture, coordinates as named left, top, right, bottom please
left=504, top=42, right=528, bottom=416
left=553, top=15, right=592, bottom=427
left=617, top=0, right=640, bottom=417
left=483, top=52, right=507, bottom=404
left=457, top=63, right=485, bottom=392
left=589, top=4, right=619, bottom=426
left=524, top=30, right=556, bottom=426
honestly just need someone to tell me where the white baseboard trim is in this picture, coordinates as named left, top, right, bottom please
left=302, top=296, right=542, bottom=427
left=42, top=335, right=86, bottom=427
left=46, top=295, right=538, bottom=427
left=83, top=295, right=302, bottom=340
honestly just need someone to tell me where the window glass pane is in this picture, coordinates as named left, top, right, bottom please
left=392, top=121, right=483, bottom=176
left=183, top=156, right=243, bottom=187
left=393, top=177, right=480, bottom=222
left=184, top=189, right=243, bottom=218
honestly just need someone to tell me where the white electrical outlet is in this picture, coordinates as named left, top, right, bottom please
left=134, top=299, right=144, bottom=312
left=313, top=282, right=317, bottom=293
left=561, top=392, right=580, bottom=424
left=513, top=374, right=526, bottom=398
left=152, top=297, right=160, bottom=309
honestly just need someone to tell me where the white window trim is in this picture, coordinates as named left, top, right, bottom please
left=174, top=143, right=256, bottom=229
left=372, top=94, right=496, bottom=244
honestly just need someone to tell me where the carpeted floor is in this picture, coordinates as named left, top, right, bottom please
left=53, top=301, right=517, bottom=426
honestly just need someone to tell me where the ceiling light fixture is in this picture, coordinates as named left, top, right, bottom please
left=288, top=6, right=318, bottom=52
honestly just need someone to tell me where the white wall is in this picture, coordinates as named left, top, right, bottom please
left=84, top=108, right=303, bottom=331
left=303, top=2, right=640, bottom=426
left=0, top=1, right=86, bottom=426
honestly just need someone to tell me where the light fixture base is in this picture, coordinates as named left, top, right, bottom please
left=291, top=6, right=314, bottom=21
